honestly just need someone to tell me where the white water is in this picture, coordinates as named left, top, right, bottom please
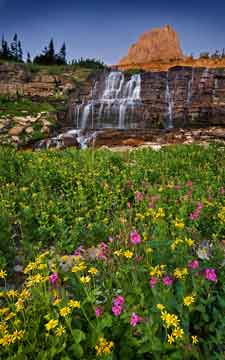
left=76, top=71, right=141, bottom=129
left=165, top=72, right=173, bottom=129
left=187, top=68, right=194, bottom=105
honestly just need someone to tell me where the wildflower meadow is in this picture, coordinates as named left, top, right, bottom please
left=0, top=144, right=224, bottom=359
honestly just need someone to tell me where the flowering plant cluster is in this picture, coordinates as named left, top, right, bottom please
left=0, top=144, right=224, bottom=358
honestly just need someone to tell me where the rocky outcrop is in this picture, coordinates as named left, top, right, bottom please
left=32, top=127, right=225, bottom=150
left=0, top=63, right=77, bottom=98
left=0, top=113, right=57, bottom=146
left=119, top=25, right=183, bottom=66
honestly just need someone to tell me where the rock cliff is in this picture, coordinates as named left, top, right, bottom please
left=119, top=25, right=183, bottom=66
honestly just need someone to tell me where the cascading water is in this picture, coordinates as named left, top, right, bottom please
left=187, top=68, right=194, bottom=105
left=165, top=72, right=173, bottom=129
left=76, top=71, right=141, bottom=129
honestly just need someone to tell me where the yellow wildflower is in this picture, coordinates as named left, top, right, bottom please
left=218, top=207, right=225, bottom=223
left=0, top=322, right=8, bottom=334
left=150, top=264, right=166, bottom=278
left=156, top=304, right=165, bottom=312
left=5, top=312, right=16, bottom=321
left=12, top=329, right=25, bottom=341
left=174, top=219, right=185, bottom=229
left=23, top=262, right=37, bottom=274
left=185, top=238, right=194, bottom=247
left=171, top=238, right=183, bottom=251
left=72, top=262, right=86, bottom=273
left=20, top=288, right=31, bottom=300
left=183, top=295, right=196, bottom=306
left=88, top=267, right=98, bottom=275
left=80, top=276, right=91, bottom=284
left=0, top=334, right=14, bottom=346
left=38, top=263, right=47, bottom=270
left=6, top=290, right=19, bottom=299
left=192, top=335, right=199, bottom=344
left=146, top=247, right=153, bottom=253
left=53, top=298, right=61, bottom=306
left=0, top=307, right=10, bottom=316
left=55, top=325, right=65, bottom=337
left=114, top=250, right=123, bottom=257
left=68, top=300, right=80, bottom=309
left=45, top=319, right=59, bottom=331
left=167, top=334, right=175, bottom=344
left=174, top=267, right=188, bottom=279
left=95, top=337, right=114, bottom=356
left=15, top=299, right=24, bottom=313
left=60, top=307, right=71, bottom=317
left=123, top=250, right=133, bottom=259
left=161, top=311, right=180, bottom=328
left=172, top=327, right=184, bottom=339
left=0, top=270, right=7, bottom=279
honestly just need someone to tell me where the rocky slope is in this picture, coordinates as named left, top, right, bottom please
left=119, top=25, right=183, bottom=66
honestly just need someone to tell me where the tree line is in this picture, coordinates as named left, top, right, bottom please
left=0, top=33, right=105, bottom=69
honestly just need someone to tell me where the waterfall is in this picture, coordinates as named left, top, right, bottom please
left=187, top=68, right=194, bottom=105
left=165, top=72, right=173, bottom=129
left=76, top=71, right=141, bottom=129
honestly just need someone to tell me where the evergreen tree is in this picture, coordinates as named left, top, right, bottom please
left=0, top=35, right=10, bottom=60
left=18, top=40, right=23, bottom=62
left=27, top=52, right=31, bottom=63
left=48, top=39, right=55, bottom=57
left=57, top=42, right=66, bottom=64
left=10, top=33, right=18, bottom=60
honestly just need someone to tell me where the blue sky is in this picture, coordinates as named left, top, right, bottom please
left=0, top=0, right=225, bottom=64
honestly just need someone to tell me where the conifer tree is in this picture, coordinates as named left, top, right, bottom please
left=10, top=33, right=18, bottom=60
left=18, top=40, right=23, bottom=62
left=58, top=42, right=66, bottom=64
left=27, top=52, right=31, bottom=63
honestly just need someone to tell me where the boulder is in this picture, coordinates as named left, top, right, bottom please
left=9, top=126, right=25, bottom=136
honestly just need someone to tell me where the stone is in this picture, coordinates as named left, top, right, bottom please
left=119, top=25, right=183, bottom=65
left=25, top=126, right=34, bottom=134
left=9, top=126, right=25, bottom=136
left=59, top=133, right=80, bottom=148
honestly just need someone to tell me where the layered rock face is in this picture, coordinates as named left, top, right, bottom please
left=119, top=25, right=183, bottom=65
left=70, top=67, right=225, bottom=130
left=0, top=63, right=76, bottom=98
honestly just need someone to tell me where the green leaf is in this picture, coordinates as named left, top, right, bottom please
left=71, top=329, right=86, bottom=344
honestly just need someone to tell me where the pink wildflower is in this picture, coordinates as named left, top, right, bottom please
left=74, top=246, right=85, bottom=257
left=220, top=187, right=224, bottom=194
left=149, top=277, right=158, bottom=288
left=162, top=275, right=173, bottom=286
left=95, top=307, right=103, bottom=317
left=130, top=230, right=141, bottom=245
left=188, top=260, right=199, bottom=270
left=204, top=268, right=217, bottom=282
left=49, top=272, right=59, bottom=286
left=130, top=312, right=141, bottom=327
left=112, top=305, right=122, bottom=317
left=186, top=181, right=193, bottom=187
left=135, top=191, right=144, bottom=202
left=190, top=202, right=203, bottom=220
left=127, top=201, right=132, bottom=208
left=113, top=296, right=125, bottom=307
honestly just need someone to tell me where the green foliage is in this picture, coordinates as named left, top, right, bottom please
left=0, top=144, right=224, bottom=358
left=124, top=68, right=145, bottom=76
left=0, top=96, right=55, bottom=117
left=71, top=58, right=106, bottom=70
left=33, top=39, right=67, bottom=66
